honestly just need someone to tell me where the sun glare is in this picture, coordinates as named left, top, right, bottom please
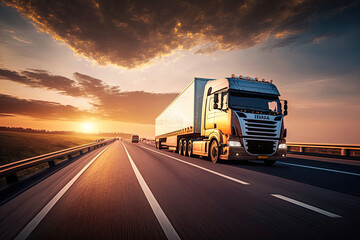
left=82, top=122, right=95, bottom=133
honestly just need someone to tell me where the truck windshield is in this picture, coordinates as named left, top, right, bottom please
left=229, top=91, right=281, bottom=114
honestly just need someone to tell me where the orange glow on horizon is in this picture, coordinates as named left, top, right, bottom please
left=82, top=122, right=95, bottom=133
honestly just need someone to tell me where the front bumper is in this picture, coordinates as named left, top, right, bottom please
left=220, top=146, right=287, bottom=161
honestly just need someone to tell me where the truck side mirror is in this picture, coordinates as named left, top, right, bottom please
left=214, top=93, right=219, bottom=103
left=283, top=100, right=288, bottom=116
left=213, top=93, right=219, bottom=109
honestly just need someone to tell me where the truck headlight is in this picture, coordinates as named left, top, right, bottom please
left=228, top=141, right=241, bottom=147
left=278, top=143, right=287, bottom=149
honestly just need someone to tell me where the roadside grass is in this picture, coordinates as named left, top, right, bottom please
left=0, top=130, right=102, bottom=166
left=0, top=131, right=105, bottom=187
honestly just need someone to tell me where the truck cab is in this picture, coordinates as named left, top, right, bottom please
left=192, top=75, right=288, bottom=165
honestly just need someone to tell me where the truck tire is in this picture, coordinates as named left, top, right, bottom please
left=209, top=140, right=220, bottom=163
left=155, top=142, right=158, bottom=149
left=178, top=140, right=183, bottom=155
left=187, top=140, right=193, bottom=157
left=264, top=160, right=276, bottom=166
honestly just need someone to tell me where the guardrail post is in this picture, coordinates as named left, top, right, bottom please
left=67, top=154, right=72, bottom=160
left=341, top=148, right=349, bottom=156
left=88, top=147, right=91, bottom=152
left=299, top=146, right=304, bottom=153
left=48, top=160, right=55, bottom=168
left=79, top=150, right=83, bottom=155
left=5, top=174, right=18, bottom=184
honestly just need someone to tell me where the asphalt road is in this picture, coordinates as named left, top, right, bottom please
left=0, top=140, right=359, bottom=240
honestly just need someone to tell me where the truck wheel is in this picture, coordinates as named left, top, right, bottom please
left=209, top=140, right=220, bottom=163
left=187, top=140, right=193, bottom=157
left=158, top=141, right=162, bottom=150
left=178, top=140, right=183, bottom=155
left=155, top=142, right=158, bottom=149
left=264, top=160, right=276, bottom=166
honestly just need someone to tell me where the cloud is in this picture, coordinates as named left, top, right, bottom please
left=0, top=68, right=83, bottom=96
left=0, top=113, right=14, bottom=117
left=74, top=72, right=178, bottom=123
left=2, top=0, right=358, bottom=68
left=12, top=35, right=31, bottom=44
left=0, top=93, right=93, bottom=120
left=0, top=68, right=177, bottom=123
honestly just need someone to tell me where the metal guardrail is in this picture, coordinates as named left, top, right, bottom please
left=0, top=138, right=117, bottom=184
left=287, top=143, right=360, bottom=158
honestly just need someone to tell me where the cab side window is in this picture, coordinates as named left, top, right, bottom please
left=221, top=92, right=228, bottom=110
left=208, top=96, right=214, bottom=111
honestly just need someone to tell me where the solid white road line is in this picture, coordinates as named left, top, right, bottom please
left=139, top=145, right=249, bottom=185
left=122, top=143, right=181, bottom=240
left=14, top=146, right=110, bottom=240
left=271, top=194, right=341, bottom=218
left=278, top=162, right=360, bottom=177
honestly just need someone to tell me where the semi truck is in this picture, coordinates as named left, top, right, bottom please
left=155, top=74, right=288, bottom=165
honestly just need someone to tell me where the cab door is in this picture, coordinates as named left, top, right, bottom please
left=204, top=95, right=215, bottom=136
left=214, top=91, right=231, bottom=135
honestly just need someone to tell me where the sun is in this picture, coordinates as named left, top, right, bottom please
left=82, top=122, right=95, bottom=133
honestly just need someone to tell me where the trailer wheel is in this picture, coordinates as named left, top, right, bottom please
left=187, top=140, right=193, bottom=157
left=264, top=160, right=276, bottom=166
left=209, top=140, right=220, bottom=163
left=178, top=140, right=183, bottom=155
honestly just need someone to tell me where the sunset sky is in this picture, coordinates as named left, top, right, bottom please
left=0, top=0, right=359, bottom=143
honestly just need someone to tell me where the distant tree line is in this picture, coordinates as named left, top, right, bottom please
left=0, top=126, right=132, bottom=138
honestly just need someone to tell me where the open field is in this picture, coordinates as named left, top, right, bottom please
left=0, top=131, right=104, bottom=166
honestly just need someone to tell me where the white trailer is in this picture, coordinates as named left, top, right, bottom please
left=155, top=75, right=288, bottom=165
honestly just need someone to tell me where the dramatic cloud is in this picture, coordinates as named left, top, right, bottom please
left=74, top=72, right=178, bottom=123
left=0, top=93, right=93, bottom=120
left=3, top=0, right=358, bottom=68
left=0, top=68, right=177, bottom=123
left=0, top=68, right=82, bottom=96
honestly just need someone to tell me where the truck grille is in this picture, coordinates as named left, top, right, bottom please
left=245, top=140, right=276, bottom=154
left=244, top=119, right=277, bottom=137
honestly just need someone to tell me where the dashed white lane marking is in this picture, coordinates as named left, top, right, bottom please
left=271, top=194, right=342, bottom=218
left=139, top=145, right=249, bottom=185
left=122, top=143, right=181, bottom=240
left=15, top=146, right=110, bottom=240
left=278, top=162, right=360, bottom=177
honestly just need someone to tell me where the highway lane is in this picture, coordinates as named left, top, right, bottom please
left=225, top=155, right=360, bottom=197
left=26, top=141, right=166, bottom=240
left=0, top=144, right=112, bottom=240
left=0, top=140, right=359, bottom=240
left=128, top=142, right=360, bottom=239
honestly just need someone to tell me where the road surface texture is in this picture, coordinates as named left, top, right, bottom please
left=0, top=140, right=359, bottom=240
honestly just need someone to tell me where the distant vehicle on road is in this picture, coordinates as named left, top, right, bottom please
left=155, top=74, right=288, bottom=165
left=131, top=135, right=139, bottom=143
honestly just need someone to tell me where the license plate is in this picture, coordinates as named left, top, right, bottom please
left=257, top=156, right=268, bottom=160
